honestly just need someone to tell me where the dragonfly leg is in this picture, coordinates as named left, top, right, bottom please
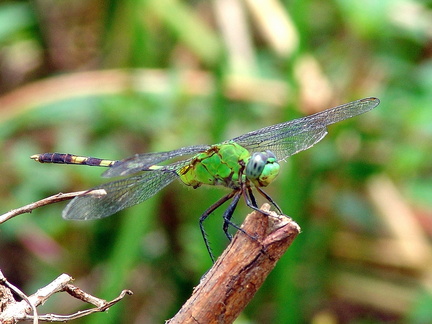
left=247, top=186, right=258, bottom=208
left=255, top=187, right=283, bottom=215
left=243, top=184, right=276, bottom=218
left=243, top=184, right=264, bottom=213
left=199, top=191, right=236, bottom=262
left=221, top=191, right=246, bottom=241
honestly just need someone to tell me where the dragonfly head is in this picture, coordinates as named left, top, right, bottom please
left=245, top=151, right=280, bottom=187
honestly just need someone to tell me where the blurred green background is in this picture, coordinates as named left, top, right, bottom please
left=0, top=0, right=431, bottom=323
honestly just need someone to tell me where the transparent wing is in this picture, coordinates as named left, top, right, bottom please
left=232, top=97, right=379, bottom=160
left=63, top=162, right=187, bottom=220
left=103, top=144, right=210, bottom=177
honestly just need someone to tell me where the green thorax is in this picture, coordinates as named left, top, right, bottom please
left=179, top=141, right=250, bottom=189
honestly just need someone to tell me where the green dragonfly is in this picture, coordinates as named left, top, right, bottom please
left=31, top=97, right=380, bottom=261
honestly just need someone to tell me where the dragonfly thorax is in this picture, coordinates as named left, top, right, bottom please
left=179, top=142, right=280, bottom=190
left=245, top=151, right=280, bottom=187
left=179, top=142, right=251, bottom=189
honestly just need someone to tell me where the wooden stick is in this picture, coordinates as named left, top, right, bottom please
left=167, top=203, right=300, bottom=324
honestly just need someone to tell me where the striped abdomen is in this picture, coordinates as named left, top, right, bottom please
left=30, top=153, right=118, bottom=167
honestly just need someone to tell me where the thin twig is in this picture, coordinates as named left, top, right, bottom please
left=0, top=190, right=107, bottom=224
left=0, top=272, right=133, bottom=323
left=167, top=203, right=301, bottom=324
left=25, top=289, right=133, bottom=322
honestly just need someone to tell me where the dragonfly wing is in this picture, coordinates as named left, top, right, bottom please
left=245, top=127, right=329, bottom=161
left=233, top=97, right=379, bottom=161
left=63, top=168, right=179, bottom=220
left=103, top=144, right=210, bottom=178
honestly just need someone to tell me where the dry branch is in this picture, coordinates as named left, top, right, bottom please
left=0, top=191, right=88, bottom=224
left=0, top=271, right=132, bottom=323
left=168, top=203, right=300, bottom=324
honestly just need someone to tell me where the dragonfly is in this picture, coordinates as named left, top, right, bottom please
left=31, top=97, right=380, bottom=261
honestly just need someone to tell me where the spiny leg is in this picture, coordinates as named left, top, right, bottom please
left=242, top=182, right=286, bottom=218
left=255, top=187, right=283, bottom=215
left=243, top=183, right=275, bottom=217
left=199, top=191, right=236, bottom=262
left=243, top=184, right=264, bottom=213
left=221, top=190, right=246, bottom=241
left=247, top=186, right=258, bottom=208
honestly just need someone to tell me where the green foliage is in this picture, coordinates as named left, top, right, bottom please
left=0, top=0, right=431, bottom=323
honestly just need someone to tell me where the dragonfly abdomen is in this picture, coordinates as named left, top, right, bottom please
left=30, top=153, right=118, bottom=167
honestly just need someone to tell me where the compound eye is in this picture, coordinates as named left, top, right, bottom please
left=245, top=151, right=280, bottom=187
left=246, top=152, right=266, bottom=181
